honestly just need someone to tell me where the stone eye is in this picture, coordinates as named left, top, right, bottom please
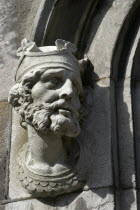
left=41, top=76, right=62, bottom=88
left=50, top=78, right=59, bottom=85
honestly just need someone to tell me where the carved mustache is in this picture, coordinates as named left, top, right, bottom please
left=41, top=99, right=79, bottom=118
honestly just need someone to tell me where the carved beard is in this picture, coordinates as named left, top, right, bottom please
left=50, top=110, right=81, bottom=137
left=24, top=99, right=81, bottom=137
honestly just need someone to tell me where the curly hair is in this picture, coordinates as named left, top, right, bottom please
left=9, top=68, right=46, bottom=128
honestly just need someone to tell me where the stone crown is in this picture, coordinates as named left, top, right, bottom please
left=15, top=39, right=81, bottom=82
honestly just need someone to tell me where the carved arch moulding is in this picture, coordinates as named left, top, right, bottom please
left=111, top=0, right=140, bottom=209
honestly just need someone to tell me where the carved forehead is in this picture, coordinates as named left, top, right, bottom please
left=16, top=52, right=81, bottom=82
left=41, top=67, right=83, bottom=87
left=41, top=67, right=81, bottom=78
left=21, top=65, right=81, bottom=83
left=17, top=62, right=81, bottom=83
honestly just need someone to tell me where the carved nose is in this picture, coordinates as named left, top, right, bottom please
left=59, top=79, right=73, bottom=99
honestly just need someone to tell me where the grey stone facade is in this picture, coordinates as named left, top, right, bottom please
left=0, top=0, right=140, bottom=209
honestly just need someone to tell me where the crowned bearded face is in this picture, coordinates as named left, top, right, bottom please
left=8, top=39, right=87, bottom=138
left=9, top=66, right=84, bottom=138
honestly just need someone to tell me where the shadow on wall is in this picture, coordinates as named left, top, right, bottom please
left=80, top=0, right=115, bottom=58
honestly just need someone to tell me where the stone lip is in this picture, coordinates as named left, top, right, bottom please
left=17, top=143, right=85, bottom=198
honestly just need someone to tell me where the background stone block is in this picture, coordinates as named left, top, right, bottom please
left=9, top=111, right=29, bottom=199
left=0, top=0, right=18, bottom=100
left=84, top=78, right=112, bottom=188
left=6, top=189, right=114, bottom=210
left=16, top=0, right=41, bottom=40
left=0, top=102, right=11, bottom=200
left=86, top=0, right=135, bottom=80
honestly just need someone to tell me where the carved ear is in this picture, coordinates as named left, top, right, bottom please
left=8, top=83, right=28, bottom=129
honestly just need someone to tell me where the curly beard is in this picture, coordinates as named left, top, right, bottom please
left=23, top=99, right=81, bottom=137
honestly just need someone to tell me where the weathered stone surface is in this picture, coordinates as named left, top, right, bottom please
left=6, top=201, right=34, bottom=210
left=116, top=79, right=135, bottom=188
left=84, top=78, right=112, bottom=188
left=119, top=189, right=137, bottom=210
left=131, top=82, right=140, bottom=188
left=125, top=28, right=140, bottom=79
left=0, top=102, right=11, bottom=200
left=17, top=0, right=41, bottom=41
left=86, top=0, right=136, bottom=79
left=0, top=0, right=18, bottom=100
left=54, top=188, right=114, bottom=210
left=0, top=206, right=5, bottom=210
left=9, top=111, right=29, bottom=199
left=136, top=190, right=140, bottom=209
left=4, top=0, right=139, bottom=209
left=6, top=188, right=114, bottom=210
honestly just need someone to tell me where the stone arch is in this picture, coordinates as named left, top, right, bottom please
left=111, top=1, right=140, bottom=208
left=31, top=0, right=99, bottom=58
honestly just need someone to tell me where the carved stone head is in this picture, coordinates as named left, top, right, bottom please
left=8, top=39, right=87, bottom=197
left=9, top=39, right=85, bottom=137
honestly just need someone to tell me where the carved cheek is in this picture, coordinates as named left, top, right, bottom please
left=31, top=82, right=58, bottom=103
left=71, top=94, right=81, bottom=110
